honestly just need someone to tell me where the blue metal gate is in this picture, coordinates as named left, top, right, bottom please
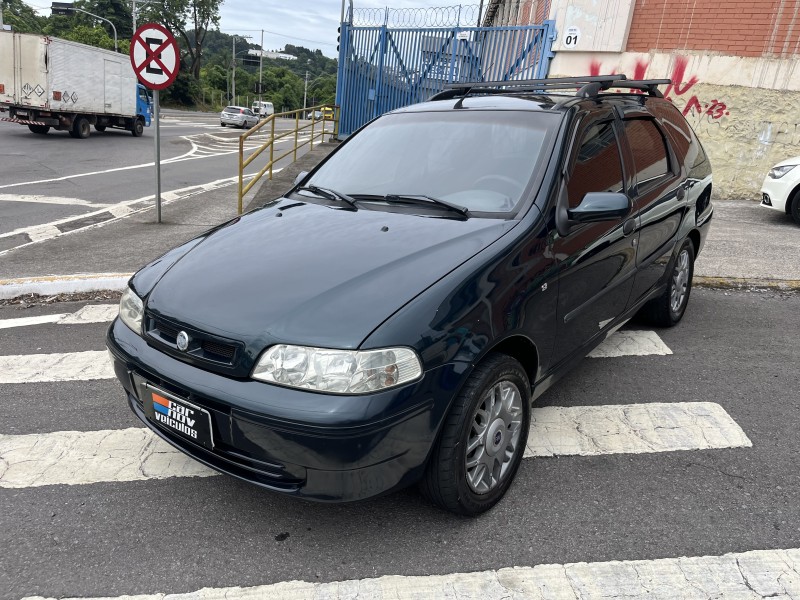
left=335, top=7, right=556, bottom=136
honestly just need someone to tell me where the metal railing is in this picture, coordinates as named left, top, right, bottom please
left=237, top=104, right=340, bottom=214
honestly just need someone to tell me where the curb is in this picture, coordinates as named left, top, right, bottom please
left=2, top=274, right=797, bottom=302
left=693, top=276, right=800, bottom=291
left=0, top=274, right=133, bottom=300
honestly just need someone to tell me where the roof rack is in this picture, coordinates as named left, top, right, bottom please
left=428, top=75, right=670, bottom=101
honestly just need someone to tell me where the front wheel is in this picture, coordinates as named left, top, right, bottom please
left=638, top=239, right=695, bottom=327
left=420, top=353, right=530, bottom=516
left=790, top=192, right=800, bottom=226
left=131, top=118, right=144, bottom=137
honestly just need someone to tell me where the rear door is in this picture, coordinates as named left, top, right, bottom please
left=14, top=34, right=48, bottom=108
left=550, top=109, right=638, bottom=365
left=620, top=110, right=686, bottom=306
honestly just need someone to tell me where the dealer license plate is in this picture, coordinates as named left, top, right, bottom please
left=137, top=379, right=214, bottom=450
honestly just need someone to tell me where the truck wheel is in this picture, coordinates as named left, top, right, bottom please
left=28, top=124, right=50, bottom=135
left=95, top=125, right=106, bottom=132
left=71, top=117, right=91, bottom=139
left=131, top=118, right=144, bottom=137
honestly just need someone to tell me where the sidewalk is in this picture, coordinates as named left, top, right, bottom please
left=1, top=147, right=798, bottom=297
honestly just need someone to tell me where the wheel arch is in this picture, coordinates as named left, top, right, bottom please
left=786, top=183, right=800, bottom=214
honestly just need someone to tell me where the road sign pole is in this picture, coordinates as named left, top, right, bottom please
left=130, top=22, right=179, bottom=225
left=154, top=89, right=161, bottom=223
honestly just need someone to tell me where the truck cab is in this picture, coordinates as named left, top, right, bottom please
left=137, top=84, right=153, bottom=127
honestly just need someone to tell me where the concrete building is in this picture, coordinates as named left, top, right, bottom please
left=484, top=0, right=800, bottom=198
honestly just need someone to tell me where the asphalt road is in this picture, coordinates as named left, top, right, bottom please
left=1, top=287, right=798, bottom=598
left=0, top=109, right=324, bottom=239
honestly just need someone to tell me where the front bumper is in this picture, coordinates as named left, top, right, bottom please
left=760, top=175, right=793, bottom=212
left=106, top=318, right=458, bottom=502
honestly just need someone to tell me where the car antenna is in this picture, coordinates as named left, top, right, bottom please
left=453, top=88, right=473, bottom=109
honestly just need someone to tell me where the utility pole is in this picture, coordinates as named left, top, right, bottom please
left=231, top=36, right=236, bottom=101
left=258, top=29, right=264, bottom=101
left=303, top=70, right=308, bottom=111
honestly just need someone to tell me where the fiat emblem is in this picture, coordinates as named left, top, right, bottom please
left=176, top=331, right=189, bottom=351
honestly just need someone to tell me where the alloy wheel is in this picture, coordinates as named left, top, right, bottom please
left=465, top=380, right=524, bottom=494
left=670, top=249, right=690, bottom=314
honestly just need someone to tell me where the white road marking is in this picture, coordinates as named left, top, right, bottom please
left=0, top=173, right=264, bottom=258
left=0, top=403, right=749, bottom=488
left=0, top=350, right=113, bottom=383
left=525, top=402, right=751, bottom=457
left=0, top=428, right=215, bottom=488
left=58, top=304, right=118, bottom=324
left=588, top=329, right=673, bottom=358
left=22, top=548, right=800, bottom=599
left=0, top=194, right=111, bottom=208
left=0, top=305, right=117, bottom=330
left=0, top=313, right=64, bottom=329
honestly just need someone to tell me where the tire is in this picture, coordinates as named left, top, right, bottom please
left=72, top=116, right=90, bottom=139
left=220, top=122, right=226, bottom=127
left=131, top=118, right=144, bottom=137
left=95, top=124, right=106, bottom=132
left=420, top=353, right=530, bottom=516
left=28, top=124, right=50, bottom=134
left=791, top=192, right=800, bottom=226
left=638, top=238, right=695, bottom=327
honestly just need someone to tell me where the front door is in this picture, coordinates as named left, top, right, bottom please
left=551, top=114, right=637, bottom=365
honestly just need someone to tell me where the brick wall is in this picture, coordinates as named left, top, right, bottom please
left=626, top=0, right=800, bottom=58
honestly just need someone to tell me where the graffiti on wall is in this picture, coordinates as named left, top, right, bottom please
left=589, top=56, right=731, bottom=121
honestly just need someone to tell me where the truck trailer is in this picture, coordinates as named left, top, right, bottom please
left=0, top=32, right=152, bottom=138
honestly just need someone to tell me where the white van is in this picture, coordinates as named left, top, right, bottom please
left=251, top=101, right=275, bottom=117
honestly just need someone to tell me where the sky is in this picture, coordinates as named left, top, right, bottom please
left=218, top=1, right=481, bottom=58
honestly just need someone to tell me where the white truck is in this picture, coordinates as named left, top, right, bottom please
left=0, top=32, right=152, bottom=138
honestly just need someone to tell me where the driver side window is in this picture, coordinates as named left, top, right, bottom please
left=567, top=121, right=624, bottom=209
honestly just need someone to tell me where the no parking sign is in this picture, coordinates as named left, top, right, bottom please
left=129, top=23, right=179, bottom=223
left=130, top=23, right=180, bottom=90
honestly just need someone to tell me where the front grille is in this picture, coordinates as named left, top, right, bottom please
left=762, top=193, right=772, bottom=206
left=146, top=315, right=240, bottom=367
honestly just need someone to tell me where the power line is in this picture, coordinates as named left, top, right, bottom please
left=221, top=28, right=337, bottom=47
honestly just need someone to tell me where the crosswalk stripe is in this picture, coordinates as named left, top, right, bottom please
left=588, top=329, right=672, bottom=358
left=0, top=427, right=215, bottom=488
left=0, top=402, right=748, bottom=489
left=524, top=402, right=751, bottom=457
left=0, top=350, right=113, bottom=383
left=0, top=330, right=670, bottom=384
left=21, top=547, right=800, bottom=599
left=0, top=305, right=117, bottom=330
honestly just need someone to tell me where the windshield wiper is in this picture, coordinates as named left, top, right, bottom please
left=297, top=185, right=358, bottom=210
left=383, top=194, right=470, bottom=218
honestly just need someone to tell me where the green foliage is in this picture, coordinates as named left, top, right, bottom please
left=1, top=0, right=46, bottom=33
left=58, top=24, right=117, bottom=50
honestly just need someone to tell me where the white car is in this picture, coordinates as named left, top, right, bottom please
left=761, top=157, right=800, bottom=224
left=220, top=106, right=259, bottom=129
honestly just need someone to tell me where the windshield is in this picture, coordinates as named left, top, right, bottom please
left=307, top=110, right=557, bottom=215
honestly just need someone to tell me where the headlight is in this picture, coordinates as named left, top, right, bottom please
left=252, top=345, right=423, bottom=394
left=768, top=165, right=796, bottom=179
left=119, top=287, right=144, bottom=334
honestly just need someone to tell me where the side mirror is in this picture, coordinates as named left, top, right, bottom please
left=567, top=192, right=632, bottom=224
left=293, top=171, right=309, bottom=186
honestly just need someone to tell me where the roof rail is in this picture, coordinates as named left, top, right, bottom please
left=428, top=75, right=670, bottom=102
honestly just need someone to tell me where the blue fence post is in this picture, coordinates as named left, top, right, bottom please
left=373, top=25, right=389, bottom=119
left=537, top=20, right=557, bottom=79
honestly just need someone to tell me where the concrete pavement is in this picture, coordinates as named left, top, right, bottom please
left=0, top=146, right=798, bottom=297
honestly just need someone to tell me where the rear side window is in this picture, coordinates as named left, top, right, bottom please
left=624, top=119, right=670, bottom=185
left=567, top=121, right=624, bottom=209
left=225, top=106, right=236, bottom=112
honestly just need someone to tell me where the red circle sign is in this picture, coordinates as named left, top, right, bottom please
left=130, top=23, right=180, bottom=90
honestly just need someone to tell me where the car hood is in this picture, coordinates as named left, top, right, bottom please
left=144, top=200, right=516, bottom=354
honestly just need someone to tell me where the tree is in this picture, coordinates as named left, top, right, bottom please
left=142, top=0, right=223, bottom=80
left=1, top=0, right=46, bottom=32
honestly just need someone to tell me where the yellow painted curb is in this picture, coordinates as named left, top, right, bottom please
left=694, top=276, right=800, bottom=291
left=0, top=273, right=134, bottom=300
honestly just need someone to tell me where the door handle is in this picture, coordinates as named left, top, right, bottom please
left=623, top=218, right=636, bottom=235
